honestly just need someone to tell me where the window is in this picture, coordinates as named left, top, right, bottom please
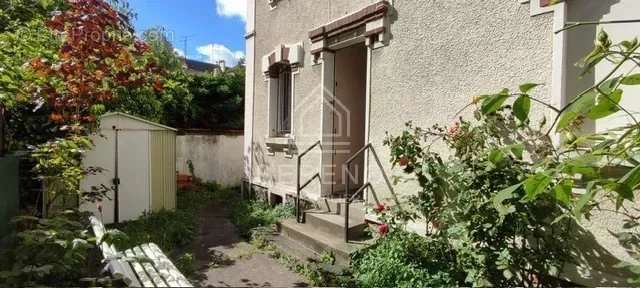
left=270, top=63, right=292, bottom=137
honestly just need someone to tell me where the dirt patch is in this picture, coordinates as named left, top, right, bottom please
left=190, top=202, right=308, bottom=287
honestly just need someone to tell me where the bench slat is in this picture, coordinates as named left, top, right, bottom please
left=133, top=246, right=169, bottom=287
left=108, top=258, right=143, bottom=287
left=91, top=216, right=140, bottom=287
left=125, top=249, right=155, bottom=287
left=90, top=216, right=191, bottom=287
left=90, top=216, right=106, bottom=242
left=143, top=243, right=193, bottom=287
left=110, top=244, right=143, bottom=288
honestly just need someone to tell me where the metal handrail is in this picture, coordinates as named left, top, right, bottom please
left=296, top=140, right=322, bottom=223
left=343, top=143, right=397, bottom=242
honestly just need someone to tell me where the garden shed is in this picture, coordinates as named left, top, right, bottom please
left=80, top=112, right=177, bottom=224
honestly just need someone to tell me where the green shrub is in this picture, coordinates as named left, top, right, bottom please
left=111, top=209, right=195, bottom=252
left=0, top=210, right=99, bottom=287
left=352, top=231, right=460, bottom=288
left=229, top=200, right=294, bottom=238
left=110, top=183, right=233, bottom=251
left=174, top=253, right=196, bottom=278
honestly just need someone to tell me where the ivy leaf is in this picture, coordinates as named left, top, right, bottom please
left=587, top=89, right=622, bottom=120
left=508, top=144, right=524, bottom=160
left=488, top=149, right=506, bottom=164
left=554, top=179, right=573, bottom=205
left=561, top=154, right=600, bottom=178
left=492, top=183, right=521, bottom=217
left=524, top=173, right=551, bottom=199
left=481, top=89, right=510, bottom=115
left=519, top=83, right=541, bottom=94
left=621, top=73, right=640, bottom=85
left=513, top=95, right=531, bottom=122
left=556, top=90, right=597, bottom=130
left=557, top=77, right=621, bottom=130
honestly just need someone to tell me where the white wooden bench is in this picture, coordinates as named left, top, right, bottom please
left=90, top=216, right=193, bottom=287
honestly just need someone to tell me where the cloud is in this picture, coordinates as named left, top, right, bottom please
left=173, top=48, right=185, bottom=57
left=216, top=0, right=246, bottom=21
left=196, top=43, right=245, bottom=66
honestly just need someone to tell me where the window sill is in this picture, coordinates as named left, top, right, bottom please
left=265, top=136, right=294, bottom=146
left=265, top=136, right=295, bottom=158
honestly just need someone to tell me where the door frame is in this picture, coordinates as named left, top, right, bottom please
left=319, top=38, right=373, bottom=199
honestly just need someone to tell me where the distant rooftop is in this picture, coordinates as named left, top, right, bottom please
left=183, top=59, right=220, bottom=73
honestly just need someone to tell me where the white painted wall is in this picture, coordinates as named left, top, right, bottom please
left=565, top=0, right=640, bottom=133
left=561, top=0, right=640, bottom=285
left=176, top=133, right=244, bottom=187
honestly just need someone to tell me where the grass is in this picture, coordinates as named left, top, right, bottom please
left=228, top=200, right=294, bottom=238
left=106, top=181, right=297, bottom=281
left=108, top=181, right=239, bottom=278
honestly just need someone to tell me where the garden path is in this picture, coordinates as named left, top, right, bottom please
left=191, top=201, right=308, bottom=287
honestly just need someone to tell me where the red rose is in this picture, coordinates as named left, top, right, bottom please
left=448, top=122, right=460, bottom=137
left=399, top=156, right=410, bottom=166
left=378, top=223, right=389, bottom=236
left=373, top=203, right=386, bottom=214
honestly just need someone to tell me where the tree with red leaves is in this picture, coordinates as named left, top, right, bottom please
left=28, top=0, right=163, bottom=132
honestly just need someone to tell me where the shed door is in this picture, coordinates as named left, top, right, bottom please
left=117, top=130, right=151, bottom=222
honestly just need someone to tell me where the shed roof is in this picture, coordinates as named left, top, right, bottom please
left=101, top=112, right=178, bottom=132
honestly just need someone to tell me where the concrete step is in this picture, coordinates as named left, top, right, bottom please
left=316, top=198, right=367, bottom=220
left=304, top=211, right=368, bottom=240
left=268, top=232, right=320, bottom=262
left=278, top=219, right=371, bottom=265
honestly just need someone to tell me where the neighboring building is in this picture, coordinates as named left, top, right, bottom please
left=243, top=0, right=640, bottom=285
left=183, top=59, right=226, bottom=74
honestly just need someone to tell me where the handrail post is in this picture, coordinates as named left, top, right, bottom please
left=296, top=140, right=321, bottom=224
left=345, top=161, right=350, bottom=242
left=296, top=155, right=302, bottom=223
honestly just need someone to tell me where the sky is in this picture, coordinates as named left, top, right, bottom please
left=129, top=0, right=246, bottom=66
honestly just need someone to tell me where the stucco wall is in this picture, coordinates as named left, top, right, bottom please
left=176, top=133, right=244, bottom=187
left=366, top=1, right=556, bottom=207
left=248, top=0, right=640, bottom=285
left=252, top=0, right=377, bottom=199
left=251, top=0, right=555, bottom=201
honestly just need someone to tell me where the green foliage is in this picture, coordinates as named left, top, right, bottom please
left=113, top=182, right=232, bottom=251
left=252, top=232, right=351, bottom=287
left=31, top=136, right=110, bottom=214
left=382, top=30, right=640, bottom=286
left=143, top=27, right=184, bottom=73
left=111, top=209, right=195, bottom=252
left=107, top=85, right=164, bottom=123
left=352, top=231, right=460, bottom=287
left=161, top=69, right=245, bottom=130
left=384, top=111, right=571, bottom=287
left=229, top=200, right=294, bottom=238
left=0, top=0, right=66, bottom=33
left=174, top=253, right=196, bottom=279
left=0, top=18, right=62, bottom=149
left=112, top=182, right=236, bottom=280
left=0, top=210, right=98, bottom=287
